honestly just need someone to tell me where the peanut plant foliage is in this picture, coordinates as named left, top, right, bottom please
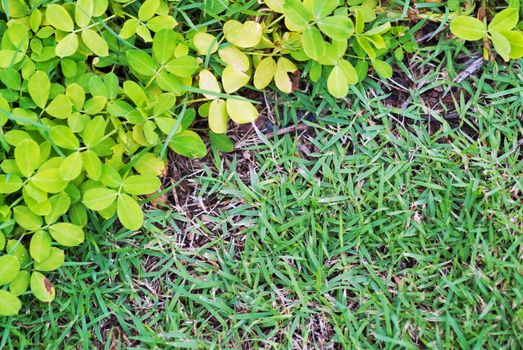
left=0, top=0, right=521, bottom=315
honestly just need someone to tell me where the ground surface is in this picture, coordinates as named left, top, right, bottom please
left=1, top=27, right=523, bottom=350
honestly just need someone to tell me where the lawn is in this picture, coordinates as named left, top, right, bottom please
left=2, top=53, right=522, bottom=348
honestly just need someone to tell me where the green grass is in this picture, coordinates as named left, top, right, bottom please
left=2, top=39, right=523, bottom=350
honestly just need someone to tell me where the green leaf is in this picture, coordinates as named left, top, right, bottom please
left=327, top=65, right=348, bottom=98
left=15, top=138, right=40, bottom=177
left=0, top=290, right=22, bottom=316
left=365, top=22, right=392, bottom=36
left=123, top=81, right=148, bottom=107
left=339, top=59, right=358, bottom=84
left=450, top=16, right=486, bottom=41
left=373, top=59, right=393, bottom=79
left=169, top=130, right=207, bottom=158
left=138, top=0, right=160, bottom=21
left=133, top=154, right=166, bottom=177
left=127, top=49, right=157, bottom=76
left=100, top=165, right=122, bottom=188
left=14, top=206, right=43, bottom=231
left=81, top=29, right=109, bottom=57
left=34, top=247, right=64, bottom=271
left=153, top=28, right=177, bottom=64
left=6, top=240, right=30, bottom=267
left=30, top=230, right=52, bottom=263
left=49, top=125, right=80, bottom=150
left=82, top=150, right=102, bottom=180
left=209, top=131, right=234, bottom=152
left=117, top=194, right=144, bottom=230
left=31, top=168, right=68, bottom=193
left=83, top=187, right=118, bottom=211
left=122, top=175, right=161, bottom=195
left=503, top=30, right=523, bottom=58
left=82, top=115, right=106, bottom=148
left=0, top=255, right=20, bottom=285
left=75, top=0, right=94, bottom=28
left=9, top=270, right=30, bottom=296
left=283, top=0, right=312, bottom=31
left=46, top=4, right=74, bottom=32
left=46, top=94, right=72, bottom=119
left=49, top=223, right=85, bottom=247
left=59, top=152, right=83, bottom=181
left=312, top=0, right=339, bottom=19
left=489, top=31, right=511, bottom=61
left=55, top=33, right=79, bottom=58
left=0, top=174, right=23, bottom=193
left=356, top=36, right=376, bottom=61
left=165, top=56, right=199, bottom=78
left=488, top=8, right=518, bottom=33
left=318, top=16, right=354, bottom=40
left=302, top=27, right=326, bottom=61
left=45, top=192, right=71, bottom=224
left=30, top=271, right=55, bottom=302
left=28, top=71, right=50, bottom=109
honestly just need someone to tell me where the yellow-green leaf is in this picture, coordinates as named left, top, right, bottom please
left=490, top=31, right=511, bottom=61
left=46, top=4, right=74, bottom=32
left=0, top=174, right=23, bottom=193
left=34, top=247, right=64, bottom=271
left=0, top=290, right=21, bottom=316
left=127, top=49, right=157, bottom=76
left=209, top=99, right=228, bottom=134
left=31, top=168, right=68, bottom=193
left=49, top=223, right=85, bottom=247
left=488, top=8, right=518, bottom=33
left=450, top=16, right=486, bottom=41
left=75, top=0, right=94, bottom=27
left=81, top=29, right=109, bottom=57
left=59, top=152, right=83, bottom=181
left=198, top=70, right=221, bottom=99
left=222, top=65, right=250, bottom=93
left=302, top=26, right=326, bottom=61
left=218, top=46, right=250, bottom=71
left=46, top=94, right=72, bottom=119
left=254, top=57, right=276, bottom=89
left=0, top=255, right=20, bottom=285
left=28, top=71, right=50, bottom=109
left=503, top=30, right=523, bottom=59
left=30, top=271, right=55, bottom=302
left=327, top=65, right=348, bottom=98
left=274, top=57, right=297, bottom=93
left=83, top=187, right=118, bottom=210
left=224, top=20, right=262, bottom=48
left=55, top=33, right=79, bottom=58
left=117, top=194, right=143, bottom=231
left=14, top=138, right=40, bottom=177
left=193, top=32, right=219, bottom=55
left=138, top=0, right=159, bottom=21
left=29, top=230, right=52, bottom=263
left=226, top=99, right=259, bottom=124
left=122, top=175, right=161, bottom=195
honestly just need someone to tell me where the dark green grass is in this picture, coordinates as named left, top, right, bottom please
left=2, top=49, right=523, bottom=350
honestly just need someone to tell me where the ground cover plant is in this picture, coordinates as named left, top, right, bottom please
left=0, top=0, right=522, bottom=348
